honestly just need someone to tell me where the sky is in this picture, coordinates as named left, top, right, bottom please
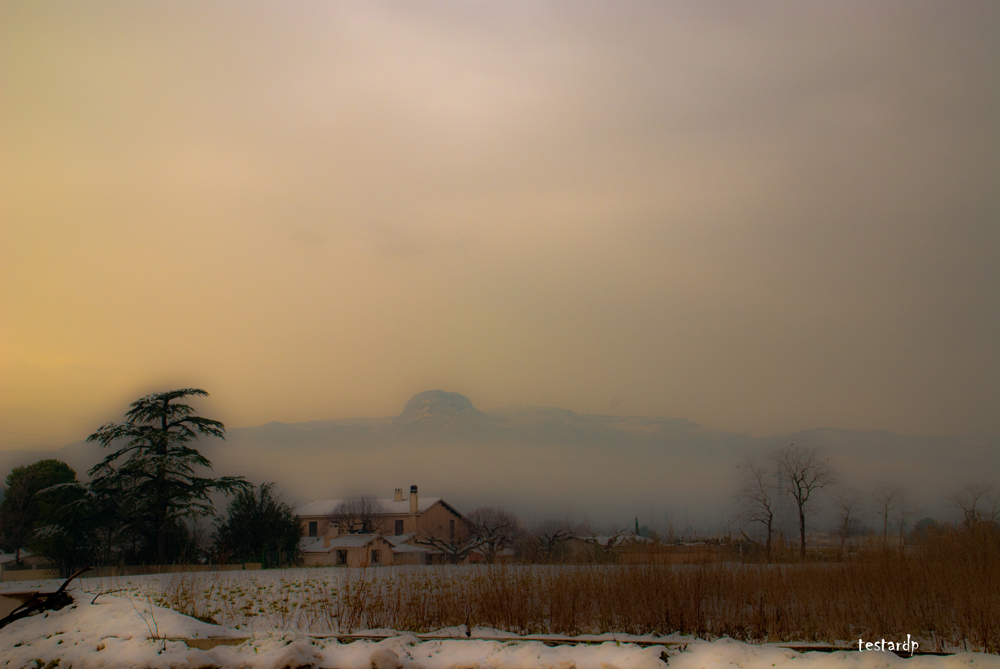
left=2, top=1, right=998, bottom=455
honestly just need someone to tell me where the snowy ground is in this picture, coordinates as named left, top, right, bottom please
left=0, top=565, right=828, bottom=637
left=2, top=573, right=997, bottom=669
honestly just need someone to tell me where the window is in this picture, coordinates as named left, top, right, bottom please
left=395, top=519, right=405, bottom=535
left=449, top=519, right=455, bottom=540
left=336, top=550, right=347, bottom=565
left=425, top=554, right=434, bottom=565
left=308, top=521, right=317, bottom=538
left=371, top=549, right=379, bottom=564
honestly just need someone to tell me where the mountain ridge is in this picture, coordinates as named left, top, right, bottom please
left=1, top=390, right=996, bottom=526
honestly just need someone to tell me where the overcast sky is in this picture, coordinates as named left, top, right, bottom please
left=2, top=1, right=998, bottom=453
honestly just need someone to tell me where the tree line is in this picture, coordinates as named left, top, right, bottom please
left=734, top=443, right=999, bottom=559
left=0, top=389, right=301, bottom=576
left=4, top=389, right=994, bottom=572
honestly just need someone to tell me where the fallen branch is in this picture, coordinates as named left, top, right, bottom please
left=0, top=566, right=91, bottom=629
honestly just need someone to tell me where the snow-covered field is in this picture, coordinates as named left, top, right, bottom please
left=0, top=565, right=843, bottom=637
left=2, top=571, right=997, bottom=669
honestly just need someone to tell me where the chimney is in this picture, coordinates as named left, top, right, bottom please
left=410, top=485, right=418, bottom=515
left=394, top=488, right=403, bottom=502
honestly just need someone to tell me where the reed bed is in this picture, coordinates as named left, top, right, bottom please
left=135, top=525, right=998, bottom=653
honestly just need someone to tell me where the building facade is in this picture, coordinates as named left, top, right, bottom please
left=296, top=485, right=466, bottom=566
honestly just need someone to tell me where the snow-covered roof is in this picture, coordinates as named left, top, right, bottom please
left=298, top=534, right=386, bottom=553
left=569, top=534, right=652, bottom=546
left=383, top=534, right=434, bottom=553
left=389, top=542, right=432, bottom=553
left=301, top=533, right=433, bottom=554
left=299, top=537, right=328, bottom=553
left=297, top=497, right=443, bottom=517
left=329, top=534, right=384, bottom=549
left=569, top=535, right=616, bottom=546
left=384, top=533, right=417, bottom=547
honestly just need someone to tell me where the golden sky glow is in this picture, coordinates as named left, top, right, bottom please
left=2, top=1, right=998, bottom=451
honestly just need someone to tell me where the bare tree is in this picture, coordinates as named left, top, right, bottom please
left=733, top=456, right=778, bottom=556
left=525, top=520, right=575, bottom=563
left=892, top=491, right=917, bottom=550
left=582, top=525, right=629, bottom=562
left=467, top=507, right=522, bottom=563
left=415, top=520, right=484, bottom=564
left=869, top=481, right=905, bottom=544
left=833, top=487, right=863, bottom=557
left=949, top=483, right=1000, bottom=528
left=774, top=444, right=837, bottom=558
left=333, top=495, right=389, bottom=535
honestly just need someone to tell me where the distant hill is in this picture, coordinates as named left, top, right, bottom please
left=2, top=390, right=996, bottom=530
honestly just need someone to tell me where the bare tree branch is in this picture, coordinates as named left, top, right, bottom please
left=333, top=495, right=390, bottom=535
left=949, top=483, right=1000, bottom=528
left=833, top=487, right=864, bottom=556
left=467, top=506, right=521, bottom=563
left=869, top=481, right=905, bottom=544
left=733, top=456, right=777, bottom=556
left=774, top=443, right=837, bottom=559
left=415, top=520, right=483, bottom=564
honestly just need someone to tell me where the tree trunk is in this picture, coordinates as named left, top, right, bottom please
left=157, top=510, right=167, bottom=564
left=157, top=401, right=169, bottom=564
left=798, top=506, right=806, bottom=559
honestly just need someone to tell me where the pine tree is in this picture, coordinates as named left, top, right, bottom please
left=213, top=482, right=301, bottom=566
left=0, top=460, right=77, bottom=562
left=29, top=465, right=93, bottom=576
left=87, top=388, right=249, bottom=564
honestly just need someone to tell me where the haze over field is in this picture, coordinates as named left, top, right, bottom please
left=1, top=390, right=995, bottom=531
left=1, top=2, right=997, bottom=526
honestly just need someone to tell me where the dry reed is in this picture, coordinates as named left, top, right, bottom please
left=151, top=525, right=999, bottom=652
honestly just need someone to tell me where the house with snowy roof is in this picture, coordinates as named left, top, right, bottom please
left=296, top=485, right=465, bottom=565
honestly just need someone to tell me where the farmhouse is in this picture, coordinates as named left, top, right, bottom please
left=296, top=485, right=465, bottom=565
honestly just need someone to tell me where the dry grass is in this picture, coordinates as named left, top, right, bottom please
left=146, top=525, right=999, bottom=652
